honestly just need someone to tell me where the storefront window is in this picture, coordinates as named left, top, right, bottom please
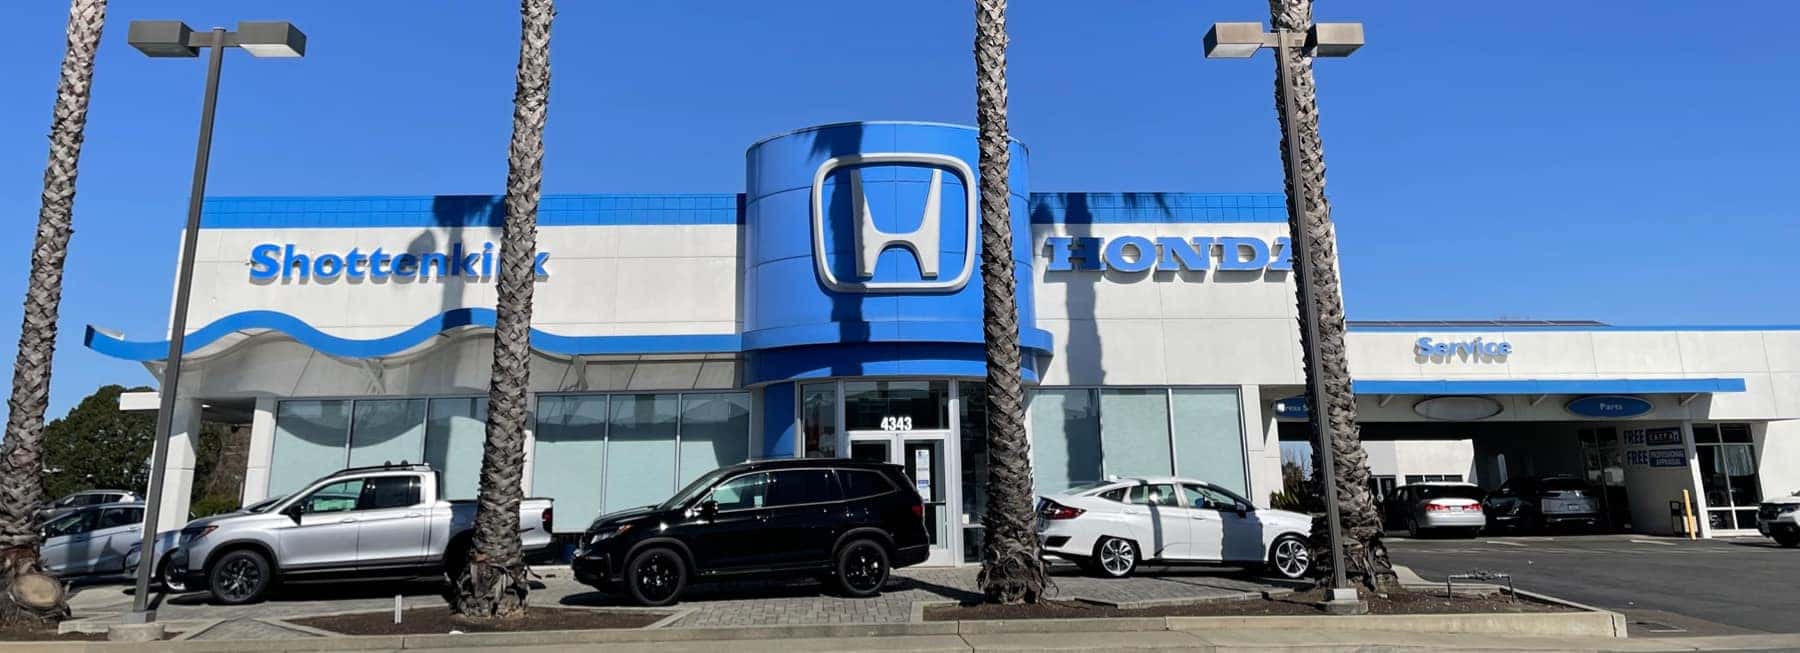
left=1028, top=389, right=1103, bottom=493
left=533, top=396, right=608, bottom=530
left=1099, top=389, right=1173, bottom=478
left=270, top=400, right=351, bottom=495
left=425, top=398, right=486, bottom=501
left=844, top=380, right=948, bottom=431
left=1696, top=423, right=1761, bottom=530
left=348, top=399, right=427, bottom=469
left=605, top=395, right=679, bottom=514
left=958, top=383, right=988, bottom=563
left=1171, top=388, right=1247, bottom=495
left=679, top=394, right=752, bottom=487
left=800, top=382, right=837, bottom=458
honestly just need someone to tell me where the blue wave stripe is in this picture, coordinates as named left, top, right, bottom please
left=83, top=309, right=742, bottom=361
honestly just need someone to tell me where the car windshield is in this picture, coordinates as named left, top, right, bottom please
left=1541, top=478, right=1589, bottom=492
left=1414, top=485, right=1483, bottom=500
left=661, top=468, right=734, bottom=510
left=245, top=494, right=287, bottom=513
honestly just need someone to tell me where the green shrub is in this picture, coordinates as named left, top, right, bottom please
left=189, top=494, right=242, bottom=519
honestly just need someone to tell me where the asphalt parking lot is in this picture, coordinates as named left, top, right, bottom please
left=1388, top=533, right=1797, bottom=636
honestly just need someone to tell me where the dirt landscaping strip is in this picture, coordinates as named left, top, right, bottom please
left=288, top=606, right=668, bottom=636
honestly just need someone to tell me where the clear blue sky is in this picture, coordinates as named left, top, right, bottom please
left=2, top=1, right=1797, bottom=419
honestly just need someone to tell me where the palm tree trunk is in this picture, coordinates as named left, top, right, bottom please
left=973, top=0, right=1046, bottom=605
left=451, top=0, right=554, bottom=620
left=0, top=0, right=107, bottom=626
left=1266, top=0, right=1392, bottom=591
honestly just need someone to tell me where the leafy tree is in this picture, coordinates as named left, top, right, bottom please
left=43, top=385, right=154, bottom=499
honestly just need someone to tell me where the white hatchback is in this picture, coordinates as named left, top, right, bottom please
left=1036, top=478, right=1315, bottom=580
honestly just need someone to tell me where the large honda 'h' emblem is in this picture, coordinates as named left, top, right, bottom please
left=810, top=152, right=978, bottom=293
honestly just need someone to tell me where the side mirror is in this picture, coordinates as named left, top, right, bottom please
left=282, top=503, right=303, bottom=524
left=698, top=500, right=719, bottom=519
left=1235, top=505, right=1251, bottom=517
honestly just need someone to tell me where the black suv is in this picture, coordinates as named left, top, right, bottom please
left=572, top=458, right=930, bottom=606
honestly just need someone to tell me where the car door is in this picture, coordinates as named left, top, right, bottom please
left=39, top=509, right=98, bottom=574
left=91, top=506, right=145, bottom=573
left=1125, top=483, right=1192, bottom=560
left=1186, top=484, right=1262, bottom=561
left=687, top=472, right=775, bottom=572
left=353, top=475, right=431, bottom=570
left=762, top=469, right=844, bottom=567
left=1383, top=487, right=1407, bottom=528
left=278, top=479, right=366, bottom=571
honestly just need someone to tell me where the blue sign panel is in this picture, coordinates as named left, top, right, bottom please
left=1647, top=448, right=1687, bottom=468
left=1565, top=395, right=1654, bottom=419
left=1272, top=395, right=1309, bottom=419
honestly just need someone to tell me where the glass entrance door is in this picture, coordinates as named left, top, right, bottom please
left=849, top=430, right=956, bottom=565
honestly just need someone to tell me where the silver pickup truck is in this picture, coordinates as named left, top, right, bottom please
left=150, top=463, right=553, bottom=604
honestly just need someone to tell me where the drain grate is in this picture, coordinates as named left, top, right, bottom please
left=1630, top=620, right=1687, bottom=633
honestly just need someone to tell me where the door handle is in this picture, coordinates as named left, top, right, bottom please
left=1122, top=508, right=1144, bottom=515
left=1191, top=514, right=1214, bottom=520
left=404, top=513, right=423, bottom=518
left=338, top=518, right=358, bottom=524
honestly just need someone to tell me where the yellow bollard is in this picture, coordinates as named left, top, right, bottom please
left=1681, top=489, right=1698, bottom=540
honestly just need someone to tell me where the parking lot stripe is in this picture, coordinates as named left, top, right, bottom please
left=1630, top=539, right=1677, bottom=546
left=1485, top=540, right=1527, bottom=547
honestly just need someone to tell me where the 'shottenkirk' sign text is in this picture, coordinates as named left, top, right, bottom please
left=249, top=243, right=549, bottom=281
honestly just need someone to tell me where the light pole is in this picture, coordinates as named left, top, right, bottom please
left=122, top=19, right=306, bottom=624
left=1203, top=20, right=1365, bottom=612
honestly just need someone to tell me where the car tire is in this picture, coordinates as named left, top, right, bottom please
left=1092, top=537, right=1138, bottom=579
left=1774, top=531, right=1800, bottom=548
left=158, top=553, right=187, bottom=593
left=1267, top=535, right=1312, bottom=580
left=831, top=539, right=890, bottom=598
left=624, top=547, right=687, bottom=607
left=1406, top=517, right=1424, bottom=539
left=207, top=549, right=272, bottom=605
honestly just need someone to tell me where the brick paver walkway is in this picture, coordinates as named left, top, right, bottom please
left=63, top=563, right=1295, bottom=638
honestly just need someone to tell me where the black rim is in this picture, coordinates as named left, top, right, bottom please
left=842, top=545, right=885, bottom=592
left=217, top=557, right=262, bottom=601
left=634, top=552, right=680, bottom=602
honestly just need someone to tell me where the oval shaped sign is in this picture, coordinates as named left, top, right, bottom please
left=1413, top=396, right=1503, bottom=421
left=1565, top=395, right=1653, bottom=419
left=1273, top=395, right=1310, bottom=419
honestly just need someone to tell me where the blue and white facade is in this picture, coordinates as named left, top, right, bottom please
left=89, top=121, right=1800, bottom=559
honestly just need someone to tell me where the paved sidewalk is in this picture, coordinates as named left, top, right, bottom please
left=62, top=563, right=1292, bottom=637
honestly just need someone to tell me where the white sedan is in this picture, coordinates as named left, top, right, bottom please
left=1036, top=477, right=1314, bottom=580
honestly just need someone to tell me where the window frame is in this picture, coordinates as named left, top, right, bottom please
left=358, top=474, right=424, bottom=511
left=1025, top=385, right=1250, bottom=494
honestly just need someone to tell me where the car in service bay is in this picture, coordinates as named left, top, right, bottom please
left=572, top=458, right=930, bottom=606
left=1382, top=482, right=1485, bottom=537
left=1036, top=477, right=1314, bottom=580
left=1483, top=475, right=1601, bottom=532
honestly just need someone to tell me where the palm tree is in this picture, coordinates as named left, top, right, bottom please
left=0, top=0, right=109, bottom=624
left=450, top=0, right=554, bottom=620
left=1266, top=0, right=1391, bottom=590
left=972, top=0, right=1047, bottom=605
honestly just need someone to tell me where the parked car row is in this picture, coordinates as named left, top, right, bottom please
left=1760, top=491, right=1800, bottom=547
left=1380, top=475, right=1606, bottom=538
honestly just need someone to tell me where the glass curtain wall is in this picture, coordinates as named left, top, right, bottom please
left=1028, top=387, right=1248, bottom=496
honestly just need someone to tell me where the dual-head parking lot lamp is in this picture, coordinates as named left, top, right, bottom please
left=123, top=19, right=306, bottom=623
left=1203, top=20, right=1364, bottom=608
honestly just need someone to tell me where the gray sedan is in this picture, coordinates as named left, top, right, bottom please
left=40, top=502, right=146, bottom=576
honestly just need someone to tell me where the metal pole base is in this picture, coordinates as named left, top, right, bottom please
left=1320, top=587, right=1369, bottom=615
left=107, top=621, right=165, bottom=642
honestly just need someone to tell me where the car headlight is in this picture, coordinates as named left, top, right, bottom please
left=180, top=525, right=217, bottom=544
left=587, top=524, right=633, bottom=546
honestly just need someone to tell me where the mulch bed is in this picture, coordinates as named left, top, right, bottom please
left=926, top=588, right=1570, bottom=621
left=291, top=606, right=667, bottom=636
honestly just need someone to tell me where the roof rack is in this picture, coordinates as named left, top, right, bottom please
left=331, top=461, right=432, bottom=476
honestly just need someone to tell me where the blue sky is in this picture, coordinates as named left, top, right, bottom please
left=2, top=1, right=1797, bottom=418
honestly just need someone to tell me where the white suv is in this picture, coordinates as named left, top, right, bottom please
left=1759, top=492, right=1799, bottom=547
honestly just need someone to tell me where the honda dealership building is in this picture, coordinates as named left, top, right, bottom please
left=91, top=121, right=1800, bottom=563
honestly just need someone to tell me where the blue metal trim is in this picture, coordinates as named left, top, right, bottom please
left=745, top=342, right=1041, bottom=386
left=1351, top=378, right=1748, bottom=395
left=1027, top=192, right=1287, bottom=224
left=199, top=194, right=743, bottom=229
left=1350, top=324, right=1800, bottom=333
left=83, top=309, right=741, bottom=361
left=741, top=323, right=1054, bottom=353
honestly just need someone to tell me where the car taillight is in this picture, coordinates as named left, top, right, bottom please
left=1468, top=503, right=1482, bottom=512
left=1426, top=503, right=1448, bottom=512
left=541, top=507, right=553, bottom=533
left=910, top=503, right=924, bottom=520
left=1040, top=501, right=1085, bottom=520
